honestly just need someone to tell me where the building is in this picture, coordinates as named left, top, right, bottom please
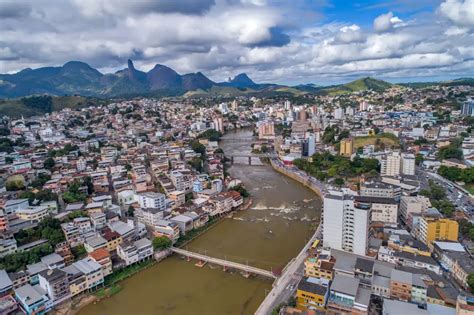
left=327, top=274, right=370, bottom=314
left=117, top=238, right=153, bottom=266
left=340, top=138, right=353, bottom=157
left=135, top=192, right=166, bottom=210
left=360, top=181, right=401, bottom=199
left=418, top=216, right=459, bottom=246
left=14, top=284, right=50, bottom=315
left=0, top=269, right=13, bottom=295
left=72, top=257, right=104, bottom=290
left=296, top=277, right=330, bottom=311
left=323, top=193, right=371, bottom=256
left=16, top=206, right=49, bottom=223
left=456, top=295, right=474, bottom=315
left=355, top=196, right=398, bottom=225
left=258, top=121, right=275, bottom=140
left=400, top=196, right=431, bottom=227
left=135, top=207, right=165, bottom=229
left=88, top=248, right=112, bottom=277
left=38, top=269, right=70, bottom=307
left=401, top=153, right=416, bottom=176
left=461, top=98, right=474, bottom=117
left=381, top=152, right=401, bottom=177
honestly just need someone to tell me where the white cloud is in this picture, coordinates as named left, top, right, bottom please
left=438, top=0, right=474, bottom=27
left=373, top=12, right=403, bottom=32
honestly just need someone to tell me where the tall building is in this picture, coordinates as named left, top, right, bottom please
left=334, top=107, right=344, bottom=120
left=135, top=192, right=166, bottom=210
left=340, top=138, right=354, bottom=157
left=258, top=121, right=275, bottom=140
left=307, top=133, right=316, bottom=157
left=401, top=153, right=416, bottom=176
left=380, top=152, right=401, bottom=177
left=213, top=116, right=224, bottom=133
left=323, top=193, right=371, bottom=256
left=461, top=99, right=474, bottom=117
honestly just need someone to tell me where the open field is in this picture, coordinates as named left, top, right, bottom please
left=353, top=134, right=400, bottom=149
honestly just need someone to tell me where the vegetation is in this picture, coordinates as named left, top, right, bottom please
left=229, top=184, right=250, bottom=198
left=48, top=143, right=79, bottom=157
left=437, top=139, right=463, bottom=160
left=438, top=166, right=474, bottom=184
left=62, top=180, right=87, bottom=204
left=152, top=236, right=172, bottom=250
left=15, top=217, right=65, bottom=247
left=190, top=140, right=206, bottom=155
left=197, top=129, right=222, bottom=141
left=293, top=152, right=379, bottom=182
left=468, top=273, right=474, bottom=292
left=0, top=244, right=53, bottom=272
left=71, top=245, right=87, bottom=260
left=353, top=133, right=400, bottom=149
left=419, top=180, right=455, bottom=216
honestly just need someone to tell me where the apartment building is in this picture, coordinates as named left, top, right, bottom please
left=399, top=196, right=431, bottom=227
left=38, top=269, right=71, bottom=307
left=380, top=152, right=401, bottom=177
left=296, top=277, right=330, bottom=311
left=417, top=216, right=459, bottom=246
left=117, top=238, right=153, bottom=266
left=323, top=193, right=371, bottom=256
left=135, top=192, right=166, bottom=210
left=401, top=153, right=416, bottom=175
left=360, top=181, right=401, bottom=199
left=355, top=196, right=398, bottom=225
left=135, top=207, right=165, bottom=229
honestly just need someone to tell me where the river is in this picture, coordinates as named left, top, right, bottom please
left=80, top=129, right=321, bottom=315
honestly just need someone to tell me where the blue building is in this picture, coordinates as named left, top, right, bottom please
left=15, top=284, right=50, bottom=315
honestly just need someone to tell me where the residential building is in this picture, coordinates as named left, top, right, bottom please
left=401, top=153, right=416, bottom=175
left=418, top=216, right=459, bottom=246
left=340, top=138, right=353, bottom=157
left=88, top=248, right=112, bottom=277
left=117, top=238, right=153, bottom=266
left=323, top=193, right=371, bottom=256
left=327, top=274, right=370, bottom=314
left=14, top=284, right=50, bottom=315
left=399, top=196, right=431, bottom=227
left=258, top=121, right=275, bottom=140
left=380, top=152, right=401, bottom=177
left=296, top=277, right=330, bottom=311
left=72, top=257, right=104, bottom=290
left=38, top=269, right=70, bottom=307
left=135, top=192, right=166, bottom=210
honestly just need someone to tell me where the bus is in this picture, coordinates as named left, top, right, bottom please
left=311, top=239, right=320, bottom=249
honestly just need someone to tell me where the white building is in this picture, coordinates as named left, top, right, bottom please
left=135, top=192, right=166, bottom=210
left=323, top=193, right=371, bottom=256
left=399, top=196, right=431, bottom=227
left=117, top=238, right=153, bottom=266
left=380, top=152, right=401, bottom=177
left=401, top=153, right=416, bottom=176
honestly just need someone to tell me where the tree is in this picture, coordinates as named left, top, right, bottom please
left=334, top=178, right=344, bottom=187
left=415, top=154, right=424, bottom=166
left=127, top=206, right=135, bottom=217
left=152, top=236, right=172, bottom=250
left=230, top=184, right=250, bottom=198
left=43, top=157, right=55, bottom=170
left=6, top=179, right=25, bottom=191
left=190, top=140, right=206, bottom=155
left=468, top=273, right=474, bottom=292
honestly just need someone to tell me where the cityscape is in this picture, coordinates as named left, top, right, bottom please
left=0, top=1, right=473, bottom=315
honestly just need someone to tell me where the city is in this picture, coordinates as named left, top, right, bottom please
left=0, top=1, right=473, bottom=315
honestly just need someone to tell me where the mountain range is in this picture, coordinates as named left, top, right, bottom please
left=0, top=59, right=472, bottom=99
left=0, top=59, right=263, bottom=98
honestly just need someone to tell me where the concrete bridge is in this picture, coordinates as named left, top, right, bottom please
left=171, top=247, right=277, bottom=279
left=225, top=153, right=277, bottom=165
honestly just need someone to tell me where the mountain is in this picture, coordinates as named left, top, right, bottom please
left=320, top=77, right=393, bottom=95
left=221, top=73, right=258, bottom=88
left=0, top=60, right=218, bottom=98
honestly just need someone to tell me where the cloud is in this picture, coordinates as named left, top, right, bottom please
left=373, top=12, right=404, bottom=32
left=438, top=0, right=474, bottom=27
left=0, top=0, right=472, bottom=84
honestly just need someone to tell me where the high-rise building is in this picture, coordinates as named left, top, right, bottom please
left=461, top=99, right=474, bottom=117
left=359, top=101, right=368, bottom=111
left=213, top=116, right=224, bottom=133
left=334, top=107, right=344, bottom=120
left=323, top=193, right=371, bottom=256
left=258, top=121, right=275, bottom=140
left=307, top=133, right=316, bottom=157
left=401, top=153, right=416, bottom=176
left=380, top=152, right=401, bottom=177
left=340, top=138, right=353, bottom=157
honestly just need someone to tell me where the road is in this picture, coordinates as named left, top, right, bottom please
left=255, top=224, right=322, bottom=315
left=418, top=168, right=474, bottom=217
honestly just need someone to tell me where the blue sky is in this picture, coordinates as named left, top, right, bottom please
left=0, top=0, right=472, bottom=85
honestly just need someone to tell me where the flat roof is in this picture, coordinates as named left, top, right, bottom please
left=331, top=274, right=359, bottom=296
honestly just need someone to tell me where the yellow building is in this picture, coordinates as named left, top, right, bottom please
left=304, top=255, right=335, bottom=280
left=420, top=217, right=458, bottom=245
left=340, top=138, right=354, bottom=157
left=296, top=277, right=329, bottom=311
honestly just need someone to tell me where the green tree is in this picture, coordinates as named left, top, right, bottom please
left=43, top=157, right=55, bottom=170
left=190, top=140, right=206, bottom=155
left=468, top=273, right=474, bottom=292
left=152, top=236, right=172, bottom=250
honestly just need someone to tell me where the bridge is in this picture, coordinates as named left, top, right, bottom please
left=170, top=247, right=277, bottom=279
left=225, top=153, right=277, bottom=165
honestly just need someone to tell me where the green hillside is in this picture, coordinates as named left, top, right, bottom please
left=0, top=95, right=109, bottom=118
left=323, top=77, right=393, bottom=95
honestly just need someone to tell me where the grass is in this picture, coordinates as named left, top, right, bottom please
left=465, top=184, right=474, bottom=195
left=104, top=259, right=155, bottom=286
left=353, top=133, right=400, bottom=149
left=95, top=284, right=122, bottom=299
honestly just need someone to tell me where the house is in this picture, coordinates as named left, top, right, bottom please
left=84, top=236, right=107, bottom=253
left=90, top=212, right=106, bottom=230
left=296, top=277, right=330, bottom=311
left=117, top=238, right=153, bottom=266
left=0, top=269, right=13, bottom=295
left=38, top=269, right=70, bottom=307
left=170, top=215, right=193, bottom=235
left=88, top=248, right=112, bottom=277
left=72, top=258, right=104, bottom=290
left=0, top=295, right=17, bottom=314
left=153, top=220, right=180, bottom=243
left=14, top=284, right=50, bottom=315
left=101, top=228, right=123, bottom=252
left=327, top=274, right=370, bottom=314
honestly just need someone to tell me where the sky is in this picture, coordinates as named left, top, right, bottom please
left=0, top=0, right=473, bottom=85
